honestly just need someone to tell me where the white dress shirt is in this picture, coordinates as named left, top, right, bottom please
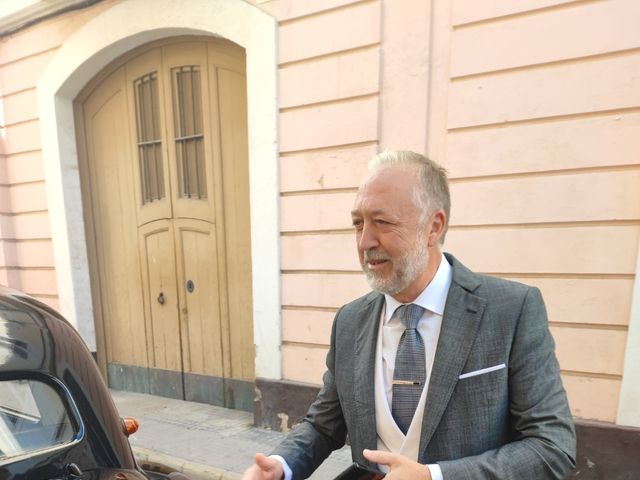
left=275, top=254, right=452, bottom=480
left=375, top=253, right=452, bottom=480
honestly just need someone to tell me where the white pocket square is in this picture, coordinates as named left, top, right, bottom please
left=459, top=363, right=506, bottom=379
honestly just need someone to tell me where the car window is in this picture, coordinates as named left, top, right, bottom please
left=0, top=379, right=78, bottom=462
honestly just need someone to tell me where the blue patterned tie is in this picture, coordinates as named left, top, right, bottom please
left=391, top=303, right=426, bottom=434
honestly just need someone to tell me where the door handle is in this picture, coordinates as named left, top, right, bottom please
left=157, top=292, right=165, bottom=305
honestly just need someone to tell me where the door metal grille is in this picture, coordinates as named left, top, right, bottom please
left=172, top=66, right=206, bottom=199
left=134, top=72, right=165, bottom=204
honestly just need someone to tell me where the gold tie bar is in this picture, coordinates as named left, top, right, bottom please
left=393, top=380, right=421, bottom=386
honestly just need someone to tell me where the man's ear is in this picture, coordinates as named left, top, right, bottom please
left=428, top=210, right=447, bottom=247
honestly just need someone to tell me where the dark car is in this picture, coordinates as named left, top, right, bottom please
left=0, top=286, right=189, bottom=480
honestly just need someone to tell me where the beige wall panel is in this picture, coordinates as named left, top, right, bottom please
left=279, top=97, right=378, bottom=152
left=451, top=0, right=640, bottom=77
left=562, top=374, right=620, bottom=422
left=279, top=1, right=380, bottom=64
left=448, top=53, right=640, bottom=129
left=452, top=0, right=579, bottom=26
left=282, top=170, right=640, bottom=231
left=0, top=211, right=51, bottom=241
left=4, top=268, right=57, bottom=295
left=508, top=277, right=634, bottom=327
left=0, top=215, right=10, bottom=238
left=3, top=120, right=41, bottom=155
left=281, top=274, right=634, bottom=328
left=7, top=182, right=47, bottom=213
left=279, top=143, right=375, bottom=192
left=279, top=47, right=379, bottom=108
left=281, top=233, right=358, bottom=271
left=552, top=326, right=627, bottom=376
left=424, top=0, right=458, bottom=163
left=280, top=228, right=639, bottom=274
left=4, top=152, right=44, bottom=184
left=0, top=269, right=12, bottom=288
left=281, top=192, right=355, bottom=232
left=1, top=89, right=38, bottom=126
left=0, top=0, right=112, bottom=65
left=282, top=344, right=328, bottom=384
left=378, top=0, right=432, bottom=152
left=0, top=187, right=8, bottom=211
left=445, top=226, right=639, bottom=275
left=446, top=112, right=640, bottom=178
left=0, top=238, right=13, bottom=265
left=450, top=170, right=640, bottom=226
left=283, top=349, right=624, bottom=419
left=2, top=240, right=54, bottom=268
left=257, top=0, right=363, bottom=22
left=282, top=273, right=368, bottom=308
left=282, top=309, right=334, bottom=345
left=9, top=212, right=51, bottom=239
left=32, top=295, right=60, bottom=312
left=285, top=351, right=624, bottom=422
left=0, top=50, right=56, bottom=96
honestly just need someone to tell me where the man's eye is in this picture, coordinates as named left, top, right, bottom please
left=375, top=219, right=389, bottom=225
left=352, top=220, right=363, bottom=229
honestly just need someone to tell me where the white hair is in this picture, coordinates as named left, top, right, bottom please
left=368, top=150, right=450, bottom=243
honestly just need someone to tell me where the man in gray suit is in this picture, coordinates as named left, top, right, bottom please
left=243, top=151, right=576, bottom=479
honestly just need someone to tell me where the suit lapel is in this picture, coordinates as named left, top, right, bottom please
left=418, top=256, right=486, bottom=460
left=353, top=293, right=384, bottom=453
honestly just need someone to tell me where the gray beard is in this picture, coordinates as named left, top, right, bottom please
left=363, top=236, right=429, bottom=296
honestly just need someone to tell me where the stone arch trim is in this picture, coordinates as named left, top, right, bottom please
left=37, top=0, right=281, bottom=379
left=617, top=242, right=640, bottom=427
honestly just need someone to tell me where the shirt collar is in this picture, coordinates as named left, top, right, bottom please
left=383, top=253, right=453, bottom=324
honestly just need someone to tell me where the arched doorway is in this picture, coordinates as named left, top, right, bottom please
left=74, top=37, right=254, bottom=410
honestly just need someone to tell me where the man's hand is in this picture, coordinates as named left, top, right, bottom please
left=363, top=449, right=432, bottom=480
left=241, top=453, right=284, bottom=480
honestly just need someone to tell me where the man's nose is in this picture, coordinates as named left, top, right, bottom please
left=357, top=223, right=379, bottom=251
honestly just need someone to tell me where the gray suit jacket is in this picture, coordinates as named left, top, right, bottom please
left=273, top=254, right=576, bottom=479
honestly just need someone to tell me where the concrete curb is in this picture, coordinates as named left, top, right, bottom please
left=133, top=446, right=242, bottom=480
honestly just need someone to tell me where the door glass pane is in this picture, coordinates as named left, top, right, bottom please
left=134, top=72, right=165, bottom=204
left=172, top=66, right=207, bottom=200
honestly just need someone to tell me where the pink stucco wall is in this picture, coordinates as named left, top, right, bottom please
left=264, top=0, right=640, bottom=423
left=0, top=0, right=116, bottom=309
left=0, top=0, right=638, bottom=423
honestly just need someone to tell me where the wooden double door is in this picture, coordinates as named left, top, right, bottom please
left=75, top=38, right=254, bottom=409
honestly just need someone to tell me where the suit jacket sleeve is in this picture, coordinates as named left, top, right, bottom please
left=437, top=287, right=576, bottom=479
left=270, top=307, right=348, bottom=480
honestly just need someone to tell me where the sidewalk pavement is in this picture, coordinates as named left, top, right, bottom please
left=111, top=389, right=353, bottom=480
